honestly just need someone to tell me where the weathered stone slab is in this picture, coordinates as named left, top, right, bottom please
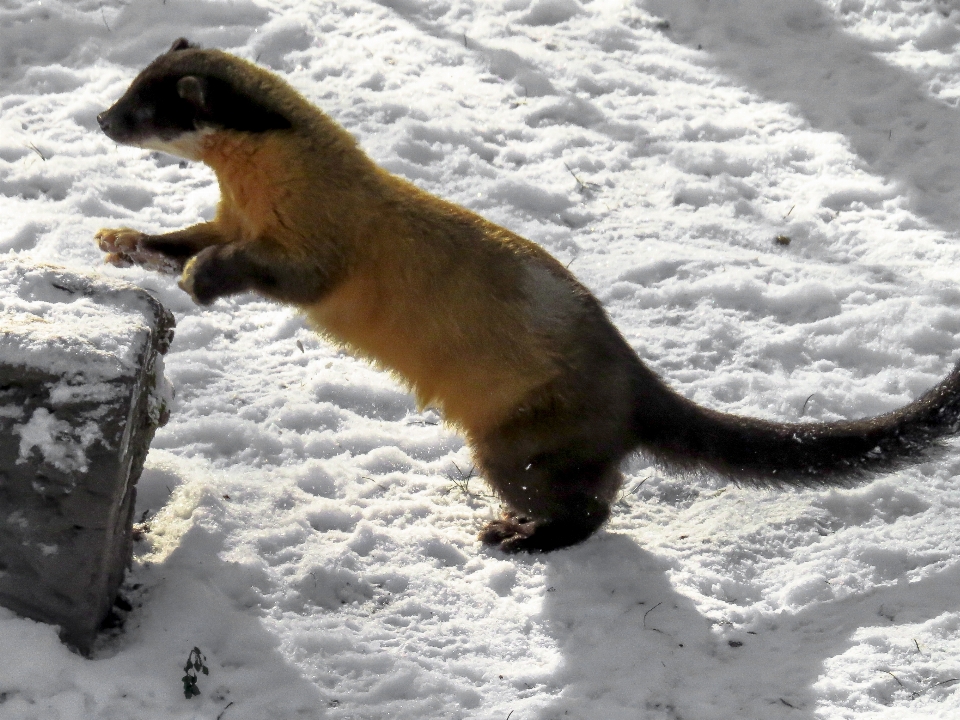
left=0, top=261, right=174, bottom=653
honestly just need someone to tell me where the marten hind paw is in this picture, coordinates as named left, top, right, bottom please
left=478, top=518, right=536, bottom=553
left=480, top=512, right=603, bottom=553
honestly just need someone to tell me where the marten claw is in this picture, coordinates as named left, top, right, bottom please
left=102, top=251, right=134, bottom=268
left=95, top=227, right=145, bottom=253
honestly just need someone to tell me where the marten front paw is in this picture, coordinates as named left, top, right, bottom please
left=94, top=228, right=182, bottom=274
left=95, top=227, right=144, bottom=254
left=179, top=246, right=251, bottom=305
left=178, top=254, right=211, bottom=305
left=95, top=227, right=144, bottom=267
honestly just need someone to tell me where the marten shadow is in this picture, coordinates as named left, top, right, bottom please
left=645, top=0, right=960, bottom=234
left=533, top=533, right=960, bottom=719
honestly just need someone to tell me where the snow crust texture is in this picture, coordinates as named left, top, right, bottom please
left=3, top=0, right=960, bottom=718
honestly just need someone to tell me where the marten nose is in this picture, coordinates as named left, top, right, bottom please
left=97, top=111, right=111, bottom=132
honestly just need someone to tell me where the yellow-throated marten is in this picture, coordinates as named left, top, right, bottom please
left=96, top=39, right=960, bottom=552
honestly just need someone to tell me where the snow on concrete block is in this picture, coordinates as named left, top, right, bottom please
left=0, top=261, right=174, bottom=654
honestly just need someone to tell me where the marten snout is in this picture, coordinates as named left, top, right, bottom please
left=97, top=99, right=159, bottom=143
left=96, top=109, right=121, bottom=138
left=100, top=104, right=161, bottom=148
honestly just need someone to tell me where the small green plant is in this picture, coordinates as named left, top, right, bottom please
left=182, top=647, right=209, bottom=699
left=446, top=460, right=497, bottom=499
left=441, top=461, right=496, bottom=501
left=447, top=461, right=476, bottom=495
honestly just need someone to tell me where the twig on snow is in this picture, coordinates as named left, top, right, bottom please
left=642, top=601, right=664, bottom=633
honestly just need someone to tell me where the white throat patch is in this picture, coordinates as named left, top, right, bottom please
left=137, top=127, right=216, bottom=161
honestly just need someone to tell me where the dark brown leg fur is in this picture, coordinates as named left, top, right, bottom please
left=474, top=303, right=645, bottom=553
left=476, top=428, right=625, bottom=553
left=180, top=242, right=342, bottom=306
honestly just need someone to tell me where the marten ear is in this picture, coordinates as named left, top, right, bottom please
left=168, top=38, right=194, bottom=53
left=176, top=76, right=208, bottom=111
left=175, top=75, right=291, bottom=133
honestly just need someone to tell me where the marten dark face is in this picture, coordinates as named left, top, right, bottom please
left=98, top=38, right=291, bottom=160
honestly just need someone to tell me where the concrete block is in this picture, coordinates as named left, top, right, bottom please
left=0, top=261, right=174, bottom=653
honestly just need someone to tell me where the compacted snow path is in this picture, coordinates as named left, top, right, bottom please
left=2, top=0, right=960, bottom=718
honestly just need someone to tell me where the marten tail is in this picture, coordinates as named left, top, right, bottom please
left=630, top=361, right=960, bottom=486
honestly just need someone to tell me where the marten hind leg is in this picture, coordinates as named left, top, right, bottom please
left=477, top=451, right=622, bottom=553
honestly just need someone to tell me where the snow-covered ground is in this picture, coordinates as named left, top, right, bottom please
left=3, top=0, right=960, bottom=717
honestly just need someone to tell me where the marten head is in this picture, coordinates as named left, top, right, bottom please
left=98, top=38, right=292, bottom=159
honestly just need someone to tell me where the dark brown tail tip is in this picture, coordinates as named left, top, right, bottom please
left=168, top=38, right=195, bottom=53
